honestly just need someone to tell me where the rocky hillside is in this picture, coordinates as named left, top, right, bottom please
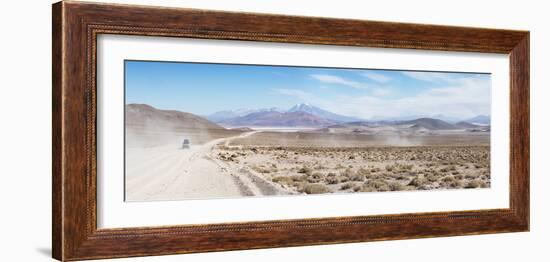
left=126, top=104, right=224, bottom=130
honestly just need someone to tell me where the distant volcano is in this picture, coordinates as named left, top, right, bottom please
left=209, top=103, right=361, bottom=126
left=286, top=103, right=362, bottom=122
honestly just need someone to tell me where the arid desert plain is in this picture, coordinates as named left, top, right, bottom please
left=125, top=104, right=490, bottom=201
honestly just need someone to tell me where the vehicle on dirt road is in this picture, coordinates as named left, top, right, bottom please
left=181, top=139, right=190, bottom=149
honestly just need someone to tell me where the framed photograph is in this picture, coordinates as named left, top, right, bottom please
left=52, top=1, right=529, bottom=261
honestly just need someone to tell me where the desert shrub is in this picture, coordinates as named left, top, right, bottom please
left=388, top=181, right=406, bottom=191
left=325, top=176, right=340, bottom=184
left=311, top=172, right=324, bottom=179
left=294, top=182, right=307, bottom=193
left=371, top=167, right=381, bottom=173
left=426, top=174, right=439, bottom=182
left=387, top=172, right=400, bottom=179
left=341, top=168, right=354, bottom=178
left=449, top=180, right=464, bottom=189
left=297, top=166, right=313, bottom=175
left=304, top=183, right=331, bottom=194
left=350, top=173, right=365, bottom=182
left=364, top=179, right=390, bottom=191
left=307, top=177, right=320, bottom=183
left=465, top=173, right=479, bottom=179
left=409, top=177, right=428, bottom=187
left=339, top=176, right=350, bottom=183
left=290, top=175, right=307, bottom=182
left=314, top=164, right=325, bottom=170
left=479, top=180, right=489, bottom=188
left=340, top=182, right=355, bottom=190
left=419, top=184, right=434, bottom=190
left=272, top=176, right=293, bottom=185
left=442, top=176, right=455, bottom=182
left=465, top=180, right=481, bottom=188
left=359, top=185, right=377, bottom=192
left=395, top=173, right=411, bottom=180
left=368, top=173, right=382, bottom=180
left=253, top=166, right=271, bottom=173
left=385, top=164, right=395, bottom=172
left=357, top=167, right=371, bottom=176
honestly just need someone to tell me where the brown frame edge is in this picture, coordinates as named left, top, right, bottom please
left=52, top=1, right=530, bottom=261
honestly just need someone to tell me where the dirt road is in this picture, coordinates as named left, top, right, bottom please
left=125, top=131, right=288, bottom=201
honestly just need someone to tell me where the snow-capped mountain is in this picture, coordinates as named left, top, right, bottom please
left=286, top=103, right=362, bottom=122
left=209, top=103, right=361, bottom=127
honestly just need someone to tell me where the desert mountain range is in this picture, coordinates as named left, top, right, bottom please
left=126, top=104, right=224, bottom=130
left=126, top=103, right=490, bottom=133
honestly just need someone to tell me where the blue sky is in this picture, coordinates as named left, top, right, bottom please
left=125, top=60, right=491, bottom=120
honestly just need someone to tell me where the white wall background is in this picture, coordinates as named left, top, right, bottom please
left=0, top=0, right=545, bottom=261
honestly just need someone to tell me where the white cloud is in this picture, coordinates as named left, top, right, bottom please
left=310, top=74, right=368, bottom=89
left=370, top=87, right=394, bottom=97
left=360, top=72, right=392, bottom=83
left=317, top=77, right=489, bottom=120
left=402, top=71, right=458, bottom=83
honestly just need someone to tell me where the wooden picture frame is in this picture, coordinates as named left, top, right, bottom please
left=52, top=1, right=529, bottom=261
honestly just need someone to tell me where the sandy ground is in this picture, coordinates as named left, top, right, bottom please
left=125, top=131, right=290, bottom=201
left=126, top=128, right=490, bottom=201
left=214, top=145, right=490, bottom=194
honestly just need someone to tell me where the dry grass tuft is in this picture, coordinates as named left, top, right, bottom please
left=364, top=179, right=390, bottom=191
left=304, top=183, right=331, bottom=194
left=388, top=181, right=406, bottom=191
left=409, top=176, right=428, bottom=187
left=340, top=182, right=356, bottom=190
left=217, top=143, right=490, bottom=195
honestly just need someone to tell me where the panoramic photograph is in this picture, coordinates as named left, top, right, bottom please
left=124, top=60, right=491, bottom=202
